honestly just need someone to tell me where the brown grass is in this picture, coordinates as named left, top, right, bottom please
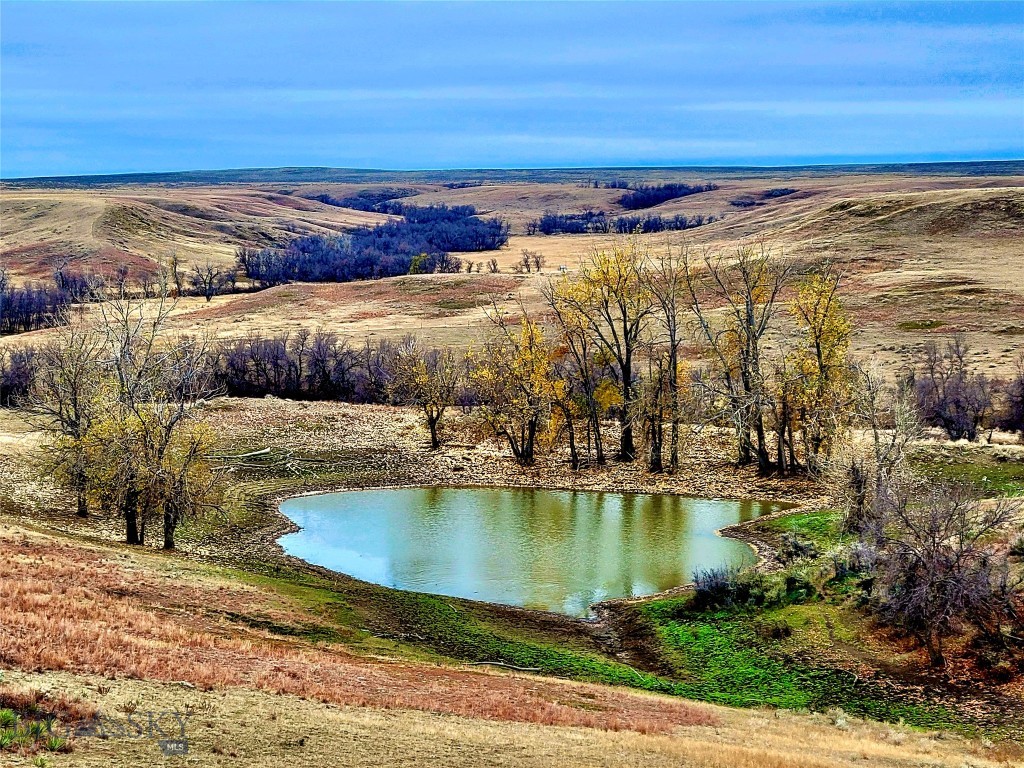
left=0, top=524, right=715, bottom=735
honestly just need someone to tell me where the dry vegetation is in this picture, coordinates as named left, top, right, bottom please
left=2, top=521, right=1021, bottom=767
left=3, top=170, right=1021, bottom=372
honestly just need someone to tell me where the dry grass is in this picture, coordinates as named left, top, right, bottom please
left=4, top=172, right=1022, bottom=373
left=0, top=523, right=717, bottom=735
left=1, top=669, right=1018, bottom=768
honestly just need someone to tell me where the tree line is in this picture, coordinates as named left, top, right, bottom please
left=236, top=205, right=510, bottom=288
left=616, top=183, right=719, bottom=210
left=526, top=211, right=714, bottom=236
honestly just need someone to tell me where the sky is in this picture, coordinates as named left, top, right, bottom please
left=1, top=1, right=1022, bottom=178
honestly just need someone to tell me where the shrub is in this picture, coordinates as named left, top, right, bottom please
left=754, top=618, right=793, bottom=640
left=692, top=565, right=739, bottom=609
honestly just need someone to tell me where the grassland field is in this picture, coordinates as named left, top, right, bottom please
left=1, top=164, right=1023, bottom=766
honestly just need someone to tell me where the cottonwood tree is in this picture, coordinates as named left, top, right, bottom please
left=88, top=283, right=219, bottom=547
left=788, top=261, right=854, bottom=473
left=29, top=309, right=105, bottom=518
left=548, top=238, right=654, bottom=460
left=542, top=281, right=609, bottom=466
left=470, top=309, right=555, bottom=465
left=645, top=244, right=690, bottom=473
left=684, top=242, right=790, bottom=473
left=189, top=262, right=228, bottom=302
left=389, top=339, right=462, bottom=449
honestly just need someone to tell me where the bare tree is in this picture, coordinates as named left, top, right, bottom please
left=189, top=262, right=227, bottom=302
left=29, top=309, right=105, bottom=518
left=683, top=242, right=790, bottom=473
left=646, top=243, right=689, bottom=473
left=912, top=334, right=993, bottom=441
left=873, top=480, right=1022, bottom=667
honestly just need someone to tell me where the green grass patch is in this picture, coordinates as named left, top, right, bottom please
left=912, top=453, right=1024, bottom=497
left=761, top=509, right=844, bottom=549
left=640, top=598, right=973, bottom=732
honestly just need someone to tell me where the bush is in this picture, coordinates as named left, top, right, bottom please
left=613, top=213, right=712, bottom=234
left=779, top=533, right=818, bottom=563
left=692, top=565, right=739, bottom=609
left=754, top=618, right=793, bottom=640
left=527, top=211, right=609, bottom=235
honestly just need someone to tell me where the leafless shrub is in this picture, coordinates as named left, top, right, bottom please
left=871, top=480, right=1022, bottom=666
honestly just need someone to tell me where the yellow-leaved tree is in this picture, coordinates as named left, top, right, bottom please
left=546, top=237, right=654, bottom=461
left=470, top=312, right=556, bottom=466
left=788, top=261, right=853, bottom=473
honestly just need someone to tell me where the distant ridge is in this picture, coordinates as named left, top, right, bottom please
left=3, top=160, right=1023, bottom=188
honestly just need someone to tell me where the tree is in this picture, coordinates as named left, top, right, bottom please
left=872, top=480, right=1021, bottom=667
left=29, top=310, right=105, bottom=518
left=470, top=310, right=556, bottom=465
left=999, top=349, right=1024, bottom=435
left=542, top=280, right=609, bottom=466
left=684, top=242, right=790, bottom=473
left=91, top=284, right=219, bottom=546
left=912, top=334, right=993, bottom=441
left=390, top=339, right=462, bottom=450
left=645, top=244, right=690, bottom=473
left=788, top=262, right=854, bottom=473
left=827, top=363, right=921, bottom=534
left=189, top=262, right=227, bottom=302
left=548, top=238, right=654, bottom=460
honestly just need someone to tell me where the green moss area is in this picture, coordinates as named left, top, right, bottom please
left=639, top=598, right=965, bottom=731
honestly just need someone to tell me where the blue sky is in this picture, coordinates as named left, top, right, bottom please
left=1, top=1, right=1022, bottom=177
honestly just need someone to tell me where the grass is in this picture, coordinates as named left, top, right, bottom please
left=640, top=599, right=967, bottom=732
left=762, top=509, right=846, bottom=549
left=912, top=450, right=1024, bottom=497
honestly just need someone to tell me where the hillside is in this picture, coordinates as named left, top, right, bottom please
left=3, top=167, right=1021, bottom=375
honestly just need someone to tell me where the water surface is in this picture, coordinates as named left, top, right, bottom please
left=279, top=487, right=785, bottom=616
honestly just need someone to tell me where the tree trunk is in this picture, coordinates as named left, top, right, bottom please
left=754, top=414, right=772, bottom=475
left=427, top=414, right=441, bottom=450
left=565, top=413, right=579, bottom=470
left=618, top=360, right=635, bottom=461
left=592, top=412, right=605, bottom=466
left=163, top=508, right=176, bottom=550
left=124, top=490, right=141, bottom=546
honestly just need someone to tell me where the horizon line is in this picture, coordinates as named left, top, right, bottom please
left=5, top=157, right=1024, bottom=184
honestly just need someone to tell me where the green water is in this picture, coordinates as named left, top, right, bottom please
left=279, top=487, right=785, bottom=616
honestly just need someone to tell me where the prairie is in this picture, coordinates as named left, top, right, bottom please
left=3, top=167, right=1022, bottom=373
left=2, top=163, right=1023, bottom=766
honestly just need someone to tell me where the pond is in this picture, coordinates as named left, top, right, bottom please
left=278, top=487, right=787, bottom=617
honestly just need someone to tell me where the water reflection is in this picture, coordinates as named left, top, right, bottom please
left=279, top=487, right=785, bottom=616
